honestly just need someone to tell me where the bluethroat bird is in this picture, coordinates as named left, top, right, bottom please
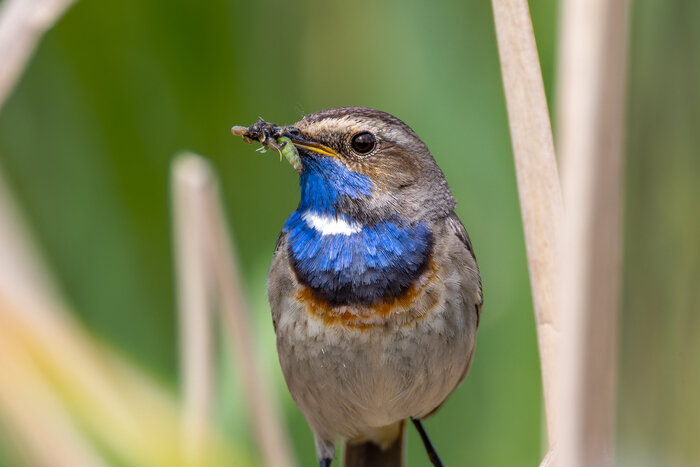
left=232, top=107, right=482, bottom=467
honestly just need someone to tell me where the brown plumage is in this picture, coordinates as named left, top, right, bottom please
left=236, top=107, right=482, bottom=466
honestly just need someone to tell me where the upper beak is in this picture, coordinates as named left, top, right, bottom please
left=283, top=129, right=338, bottom=158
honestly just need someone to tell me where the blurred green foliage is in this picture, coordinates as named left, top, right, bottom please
left=0, top=0, right=697, bottom=465
left=619, top=2, right=700, bottom=466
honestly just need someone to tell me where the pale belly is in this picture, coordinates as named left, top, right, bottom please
left=267, top=220, right=482, bottom=444
left=275, top=299, right=476, bottom=442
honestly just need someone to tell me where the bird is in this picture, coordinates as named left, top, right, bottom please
left=234, top=106, right=482, bottom=466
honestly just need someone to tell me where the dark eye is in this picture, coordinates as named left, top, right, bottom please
left=350, top=132, right=376, bottom=155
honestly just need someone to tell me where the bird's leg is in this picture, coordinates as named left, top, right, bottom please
left=319, top=458, right=332, bottom=467
left=411, top=418, right=444, bottom=467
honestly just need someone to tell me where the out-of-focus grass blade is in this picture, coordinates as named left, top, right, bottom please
left=0, top=294, right=251, bottom=466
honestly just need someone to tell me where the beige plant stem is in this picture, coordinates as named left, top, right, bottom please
left=0, top=0, right=77, bottom=307
left=0, top=0, right=77, bottom=111
left=0, top=290, right=247, bottom=466
left=0, top=0, right=77, bottom=309
left=0, top=153, right=246, bottom=466
left=491, top=0, right=564, bottom=449
left=172, top=156, right=216, bottom=462
left=0, top=0, right=99, bottom=453
left=0, top=165, right=237, bottom=466
left=556, top=0, right=628, bottom=465
left=172, top=154, right=296, bottom=467
left=205, top=168, right=297, bottom=467
left=0, top=1, right=278, bottom=463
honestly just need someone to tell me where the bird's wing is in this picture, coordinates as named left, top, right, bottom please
left=422, top=213, right=483, bottom=420
left=268, top=231, right=290, bottom=333
left=445, top=212, right=483, bottom=327
left=273, top=230, right=287, bottom=254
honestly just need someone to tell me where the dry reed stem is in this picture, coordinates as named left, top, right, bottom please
left=173, top=154, right=296, bottom=467
left=0, top=292, right=250, bottom=466
left=0, top=166, right=182, bottom=464
left=172, top=156, right=216, bottom=462
left=0, top=0, right=75, bottom=315
left=0, top=28, right=102, bottom=458
left=556, top=0, right=628, bottom=465
left=491, top=0, right=564, bottom=447
left=0, top=169, right=225, bottom=465
left=539, top=446, right=557, bottom=467
left=0, top=3, right=255, bottom=463
left=0, top=170, right=66, bottom=314
left=0, top=163, right=246, bottom=465
left=0, top=0, right=76, bottom=111
left=0, top=0, right=76, bottom=310
left=0, top=293, right=180, bottom=462
left=205, top=170, right=297, bottom=467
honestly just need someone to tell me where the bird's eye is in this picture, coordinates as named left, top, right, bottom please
left=350, top=132, right=376, bottom=155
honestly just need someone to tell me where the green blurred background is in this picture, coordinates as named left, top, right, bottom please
left=0, top=0, right=697, bottom=465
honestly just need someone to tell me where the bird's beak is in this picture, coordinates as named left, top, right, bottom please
left=283, top=129, right=338, bottom=158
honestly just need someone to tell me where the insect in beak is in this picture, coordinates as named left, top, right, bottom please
left=232, top=121, right=305, bottom=173
left=232, top=120, right=339, bottom=175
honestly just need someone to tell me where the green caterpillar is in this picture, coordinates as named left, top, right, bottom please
left=276, top=136, right=302, bottom=174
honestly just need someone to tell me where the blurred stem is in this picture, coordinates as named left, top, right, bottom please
left=171, top=154, right=296, bottom=467
left=204, top=162, right=297, bottom=467
left=172, top=156, right=216, bottom=463
left=0, top=2, right=101, bottom=456
left=0, top=0, right=77, bottom=112
left=491, top=0, right=564, bottom=449
left=556, top=0, right=628, bottom=465
left=0, top=320, right=108, bottom=467
left=0, top=292, right=246, bottom=467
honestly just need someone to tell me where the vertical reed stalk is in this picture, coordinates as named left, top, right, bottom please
left=491, top=0, right=564, bottom=448
left=203, top=166, right=297, bottom=467
left=172, top=156, right=215, bottom=462
left=556, top=0, right=628, bottom=465
left=171, top=154, right=296, bottom=467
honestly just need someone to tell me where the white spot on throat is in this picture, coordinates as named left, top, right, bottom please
left=302, top=211, right=362, bottom=236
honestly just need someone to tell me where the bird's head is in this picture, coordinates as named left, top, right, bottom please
left=280, top=107, right=456, bottom=224
left=233, top=107, right=457, bottom=307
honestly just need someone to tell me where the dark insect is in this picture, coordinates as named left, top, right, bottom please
left=231, top=119, right=302, bottom=173
left=231, top=119, right=286, bottom=151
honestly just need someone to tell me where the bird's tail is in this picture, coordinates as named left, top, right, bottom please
left=342, top=421, right=405, bottom=467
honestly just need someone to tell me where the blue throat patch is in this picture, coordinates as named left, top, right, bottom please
left=298, top=156, right=373, bottom=213
left=283, top=157, right=433, bottom=306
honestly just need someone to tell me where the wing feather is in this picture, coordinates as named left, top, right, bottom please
left=446, top=213, right=483, bottom=325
